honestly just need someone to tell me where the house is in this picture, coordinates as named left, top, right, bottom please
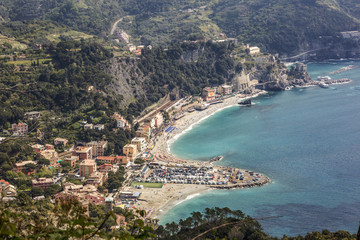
left=24, top=111, right=40, bottom=120
left=221, top=85, right=232, bottom=95
left=136, top=125, right=151, bottom=141
left=11, top=123, right=28, bottom=135
left=296, top=62, right=307, bottom=72
left=115, top=156, right=128, bottom=165
left=32, top=178, right=55, bottom=190
left=32, top=144, right=44, bottom=153
left=86, top=171, right=107, bottom=187
left=99, top=164, right=113, bottom=173
left=85, top=193, right=105, bottom=205
left=15, top=161, right=37, bottom=175
left=84, top=123, right=94, bottom=130
left=97, top=156, right=117, bottom=164
left=79, top=159, right=97, bottom=177
left=54, top=138, right=68, bottom=146
left=94, top=124, right=105, bottom=131
left=2, top=184, right=17, bottom=197
left=247, top=45, right=260, bottom=55
left=131, top=137, right=147, bottom=153
left=73, top=146, right=92, bottom=161
left=63, top=156, right=79, bottom=168
left=123, top=144, right=138, bottom=160
left=202, top=87, right=216, bottom=101
left=44, top=144, right=54, bottom=150
left=86, top=141, right=108, bottom=158
left=39, top=149, right=59, bottom=167
left=112, top=113, right=131, bottom=129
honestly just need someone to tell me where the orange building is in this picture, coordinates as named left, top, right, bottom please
left=202, top=87, right=216, bottom=101
left=123, top=144, right=138, bottom=161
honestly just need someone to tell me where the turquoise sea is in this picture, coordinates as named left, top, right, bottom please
left=160, top=60, right=360, bottom=237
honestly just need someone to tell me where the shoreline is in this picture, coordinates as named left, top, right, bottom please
left=146, top=90, right=270, bottom=220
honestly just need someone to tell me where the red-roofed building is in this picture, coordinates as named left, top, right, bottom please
left=99, top=164, right=113, bottom=173
left=12, top=123, right=28, bottom=135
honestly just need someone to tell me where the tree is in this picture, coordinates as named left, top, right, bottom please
left=17, top=192, right=32, bottom=206
left=37, top=158, right=50, bottom=166
left=30, top=186, right=44, bottom=198
left=44, top=184, right=61, bottom=197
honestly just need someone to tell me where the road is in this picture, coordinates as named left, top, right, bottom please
left=110, top=16, right=130, bottom=35
left=280, top=47, right=328, bottom=61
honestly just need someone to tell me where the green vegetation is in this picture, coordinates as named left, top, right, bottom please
left=1, top=0, right=358, bottom=55
left=0, top=202, right=357, bottom=239
left=131, top=182, right=163, bottom=188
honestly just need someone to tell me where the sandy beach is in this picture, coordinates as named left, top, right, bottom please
left=135, top=90, right=270, bottom=220
left=135, top=184, right=210, bottom=219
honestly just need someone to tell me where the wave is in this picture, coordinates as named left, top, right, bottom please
left=174, top=193, right=201, bottom=206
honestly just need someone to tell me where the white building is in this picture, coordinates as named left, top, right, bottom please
left=131, top=137, right=147, bottom=153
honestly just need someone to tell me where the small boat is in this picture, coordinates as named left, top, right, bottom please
left=317, top=76, right=332, bottom=81
left=238, top=99, right=252, bottom=105
left=319, top=82, right=329, bottom=88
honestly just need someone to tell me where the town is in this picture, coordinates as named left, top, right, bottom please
left=1, top=68, right=272, bottom=221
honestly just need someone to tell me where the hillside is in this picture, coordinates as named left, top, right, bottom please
left=1, top=0, right=360, bottom=55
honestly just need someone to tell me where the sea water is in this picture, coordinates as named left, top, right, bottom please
left=161, top=60, right=360, bottom=237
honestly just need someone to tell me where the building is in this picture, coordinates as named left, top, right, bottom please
left=123, top=144, right=138, bottom=160
left=136, top=125, right=151, bottom=141
left=340, top=31, right=360, bottom=39
left=112, top=113, right=131, bottom=129
left=94, top=124, right=105, bottom=131
left=96, top=156, right=128, bottom=165
left=116, top=156, right=128, bottom=165
left=32, top=178, right=55, bottom=190
left=24, top=111, right=40, bottom=119
left=84, top=123, right=94, bottom=130
left=105, top=197, right=114, bottom=212
left=131, top=137, right=147, bottom=153
left=39, top=149, right=59, bottom=167
left=63, top=156, right=79, bottom=168
left=86, top=141, right=108, bottom=158
left=99, top=164, right=113, bottom=173
left=86, top=171, right=107, bottom=187
left=73, top=146, right=92, bottom=161
left=15, top=161, right=37, bottom=175
left=11, top=123, right=28, bottom=135
left=54, top=138, right=68, bottom=146
left=221, top=85, right=232, bottom=95
left=202, top=87, right=216, bottom=101
left=32, top=144, right=44, bottom=153
left=79, top=159, right=97, bottom=177
left=247, top=45, right=260, bottom=55
left=44, top=144, right=54, bottom=150
left=118, top=191, right=141, bottom=200
left=2, top=184, right=17, bottom=197
left=154, top=112, right=164, bottom=128
left=296, top=62, right=307, bottom=72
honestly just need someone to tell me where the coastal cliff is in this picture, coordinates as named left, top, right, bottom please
left=106, top=41, right=312, bottom=103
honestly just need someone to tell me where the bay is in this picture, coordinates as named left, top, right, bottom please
left=160, top=60, right=360, bottom=237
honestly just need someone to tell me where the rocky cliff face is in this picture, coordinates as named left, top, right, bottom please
left=105, top=57, right=148, bottom=106
left=105, top=43, right=313, bottom=104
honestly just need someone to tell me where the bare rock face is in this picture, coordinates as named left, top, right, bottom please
left=106, top=58, right=148, bottom=106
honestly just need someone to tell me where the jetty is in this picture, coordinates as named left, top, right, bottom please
left=315, top=78, right=352, bottom=88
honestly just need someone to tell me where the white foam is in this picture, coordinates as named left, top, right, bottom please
left=174, top=193, right=201, bottom=206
